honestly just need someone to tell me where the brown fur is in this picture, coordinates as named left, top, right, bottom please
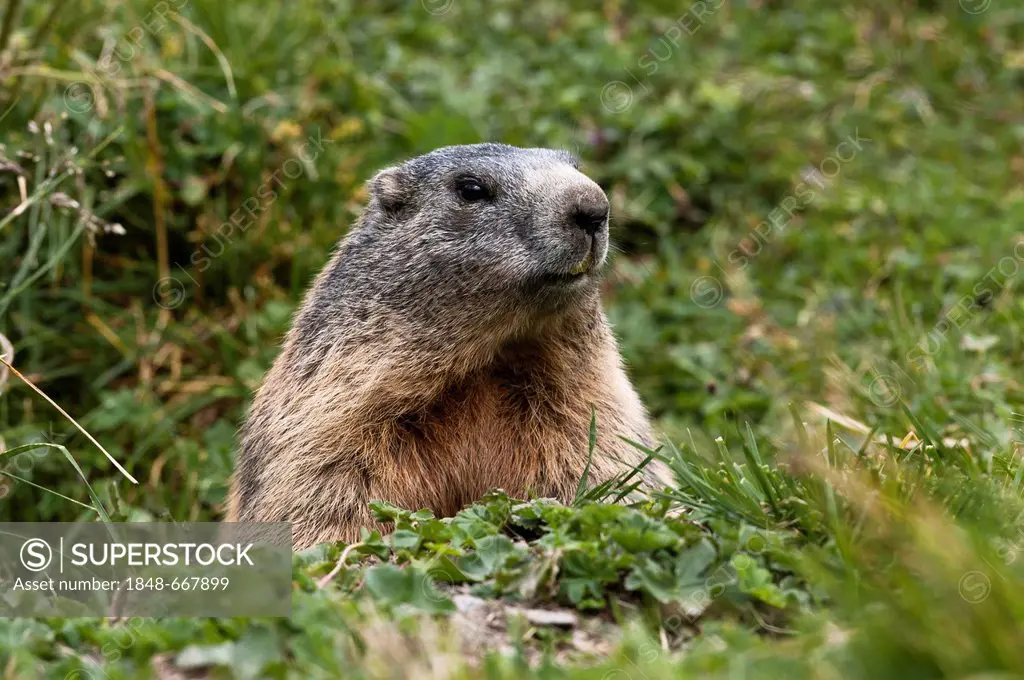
left=227, top=297, right=656, bottom=547
left=226, top=144, right=663, bottom=548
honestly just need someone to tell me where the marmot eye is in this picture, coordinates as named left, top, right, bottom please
left=456, top=179, right=490, bottom=202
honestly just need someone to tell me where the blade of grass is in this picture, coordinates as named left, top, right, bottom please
left=574, top=406, right=598, bottom=504
left=789, top=402, right=811, bottom=453
left=825, top=420, right=837, bottom=467
left=0, top=470, right=96, bottom=512
left=856, top=425, right=880, bottom=458
left=0, top=0, right=22, bottom=56
left=0, top=443, right=110, bottom=520
left=742, top=422, right=780, bottom=516
left=0, top=356, right=138, bottom=485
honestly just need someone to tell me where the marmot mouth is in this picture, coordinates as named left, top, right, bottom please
left=539, top=270, right=588, bottom=286
left=533, top=243, right=600, bottom=288
left=568, top=247, right=594, bottom=276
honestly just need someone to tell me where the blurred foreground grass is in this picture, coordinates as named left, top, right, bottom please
left=2, top=0, right=1024, bottom=677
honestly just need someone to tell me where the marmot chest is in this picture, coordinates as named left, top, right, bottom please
left=396, top=371, right=591, bottom=509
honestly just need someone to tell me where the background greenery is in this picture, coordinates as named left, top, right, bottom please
left=2, top=0, right=1024, bottom=677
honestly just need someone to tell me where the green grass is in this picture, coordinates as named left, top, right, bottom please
left=3, top=0, right=1024, bottom=677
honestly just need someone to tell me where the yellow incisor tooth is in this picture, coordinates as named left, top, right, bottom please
left=570, top=250, right=593, bottom=276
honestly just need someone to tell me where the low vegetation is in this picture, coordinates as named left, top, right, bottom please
left=2, top=0, right=1023, bottom=677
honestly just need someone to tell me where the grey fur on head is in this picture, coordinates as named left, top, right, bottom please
left=368, top=143, right=606, bottom=296
left=290, top=143, right=611, bottom=371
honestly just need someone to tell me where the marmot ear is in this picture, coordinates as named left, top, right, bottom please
left=368, top=166, right=410, bottom=216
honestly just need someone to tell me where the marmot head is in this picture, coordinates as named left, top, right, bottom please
left=299, top=144, right=614, bottom=361
left=362, top=144, right=610, bottom=308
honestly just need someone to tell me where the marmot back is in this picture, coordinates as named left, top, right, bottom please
left=227, top=143, right=662, bottom=548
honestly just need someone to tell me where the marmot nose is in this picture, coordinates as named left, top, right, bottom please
left=570, top=195, right=610, bottom=236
